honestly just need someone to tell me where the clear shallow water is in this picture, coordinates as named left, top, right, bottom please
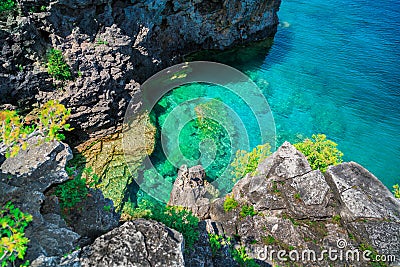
left=148, top=0, right=400, bottom=190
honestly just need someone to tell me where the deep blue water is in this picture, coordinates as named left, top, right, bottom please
left=148, top=0, right=400, bottom=194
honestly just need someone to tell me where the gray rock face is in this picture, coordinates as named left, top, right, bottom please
left=326, top=162, right=400, bottom=222
left=42, top=188, right=120, bottom=240
left=0, top=139, right=80, bottom=262
left=0, top=138, right=120, bottom=263
left=169, top=165, right=219, bottom=219
left=191, top=142, right=400, bottom=266
left=0, top=0, right=281, bottom=144
left=78, top=219, right=185, bottom=267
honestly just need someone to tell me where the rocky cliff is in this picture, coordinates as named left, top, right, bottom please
left=171, top=142, right=400, bottom=266
left=0, top=0, right=281, bottom=145
left=3, top=140, right=398, bottom=266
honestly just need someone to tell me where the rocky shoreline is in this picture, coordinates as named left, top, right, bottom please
left=1, top=140, right=399, bottom=266
left=1, top=1, right=399, bottom=266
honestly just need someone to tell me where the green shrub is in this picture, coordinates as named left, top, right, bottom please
left=231, top=143, right=271, bottom=182
left=240, top=205, right=258, bottom=218
left=55, top=175, right=88, bottom=213
left=208, top=233, right=223, bottom=257
left=294, top=134, right=343, bottom=172
left=37, top=100, right=72, bottom=141
left=0, top=110, right=33, bottom=158
left=262, top=235, right=276, bottom=245
left=0, top=100, right=72, bottom=158
left=54, top=166, right=101, bottom=216
left=393, top=184, right=400, bottom=198
left=332, top=214, right=341, bottom=224
left=128, top=201, right=199, bottom=250
left=0, top=0, right=16, bottom=13
left=0, top=202, right=32, bottom=267
left=231, top=246, right=260, bottom=267
left=223, top=195, right=239, bottom=212
left=47, top=49, right=72, bottom=81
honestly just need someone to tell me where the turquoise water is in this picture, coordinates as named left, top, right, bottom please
left=259, top=0, right=400, bottom=187
left=147, top=0, right=400, bottom=191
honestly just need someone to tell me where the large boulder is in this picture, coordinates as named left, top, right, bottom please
left=326, top=162, right=400, bottom=262
left=59, top=219, right=185, bottom=267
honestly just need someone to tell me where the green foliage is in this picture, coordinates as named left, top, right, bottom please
left=294, top=134, right=343, bottom=172
left=47, top=49, right=72, bottom=81
left=103, top=205, right=111, bottom=212
left=332, top=214, right=341, bottom=224
left=359, top=243, right=387, bottom=267
left=0, top=0, right=15, bottom=13
left=240, top=205, right=258, bottom=218
left=0, top=110, right=32, bottom=158
left=55, top=175, right=88, bottom=212
left=393, top=184, right=400, bottom=198
left=54, top=166, right=101, bottom=216
left=96, top=39, right=109, bottom=45
left=82, top=167, right=100, bottom=188
left=223, top=195, right=239, bottom=212
left=293, top=193, right=301, bottom=200
left=208, top=233, right=223, bottom=257
left=231, top=143, right=271, bottom=182
left=0, top=202, right=32, bottom=267
left=37, top=100, right=72, bottom=142
left=127, top=201, right=199, bottom=250
left=231, top=246, right=260, bottom=267
left=262, top=235, right=276, bottom=245
left=0, top=100, right=72, bottom=158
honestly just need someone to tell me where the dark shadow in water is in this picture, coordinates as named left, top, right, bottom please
left=185, top=26, right=294, bottom=73
left=261, top=26, right=294, bottom=70
left=185, top=38, right=275, bottom=73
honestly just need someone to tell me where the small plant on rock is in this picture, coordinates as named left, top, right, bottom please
left=0, top=100, right=72, bottom=158
left=231, top=246, right=260, bottom=267
left=47, top=49, right=72, bottom=81
left=393, top=184, right=400, bottom=198
left=55, top=174, right=88, bottom=213
left=208, top=233, right=223, bottom=257
left=0, top=202, right=33, bottom=267
left=37, top=100, right=72, bottom=141
left=231, top=143, right=271, bottom=182
left=239, top=205, right=258, bottom=218
left=294, top=134, right=343, bottom=172
left=223, top=195, right=239, bottom=212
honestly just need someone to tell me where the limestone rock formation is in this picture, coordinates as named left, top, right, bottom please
left=200, top=142, right=400, bottom=266
left=0, top=0, right=281, bottom=144
left=169, top=165, right=219, bottom=219
left=0, top=138, right=119, bottom=263
left=0, top=138, right=80, bottom=262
